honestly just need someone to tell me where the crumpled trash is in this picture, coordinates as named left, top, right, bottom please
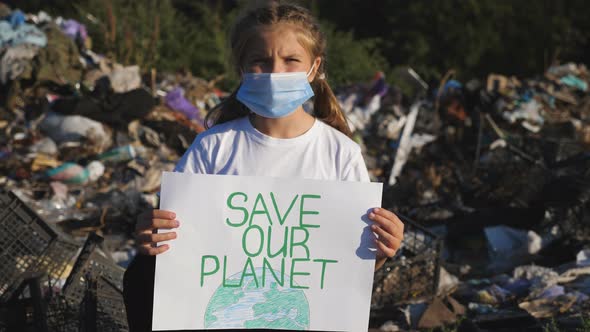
left=29, top=137, right=58, bottom=155
left=346, top=94, right=382, bottom=132
left=408, top=133, right=437, bottom=152
left=468, top=302, right=497, bottom=315
left=377, top=113, right=406, bottom=140
left=108, top=65, right=142, bottom=93
left=165, top=87, right=205, bottom=125
left=368, top=71, right=388, bottom=98
left=398, top=302, right=428, bottom=329
left=51, top=88, right=155, bottom=130
left=418, top=296, right=465, bottom=329
left=537, top=285, right=565, bottom=299
left=476, top=284, right=513, bottom=305
left=28, top=11, right=52, bottom=25
left=128, top=120, right=161, bottom=147
left=501, top=278, right=531, bottom=298
left=35, top=22, right=82, bottom=83
left=547, top=62, right=586, bottom=77
left=388, top=101, right=421, bottom=185
left=567, top=276, right=590, bottom=296
left=438, top=267, right=460, bottom=296
left=486, top=73, right=521, bottom=96
left=484, top=225, right=543, bottom=259
left=513, top=265, right=560, bottom=298
left=3, top=9, right=25, bottom=27
left=0, top=43, right=40, bottom=83
left=39, top=112, right=111, bottom=150
left=58, top=18, right=87, bottom=42
left=378, top=320, right=402, bottom=332
left=557, top=266, right=590, bottom=284
left=502, top=99, right=544, bottom=132
left=111, top=247, right=137, bottom=268
left=519, top=294, right=578, bottom=318
left=577, top=249, right=590, bottom=267
left=0, top=20, right=47, bottom=48
left=31, top=153, right=60, bottom=172
left=560, top=75, right=588, bottom=92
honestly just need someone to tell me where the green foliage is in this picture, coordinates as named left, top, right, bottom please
left=15, top=0, right=235, bottom=83
left=10, top=0, right=389, bottom=90
left=72, top=0, right=172, bottom=70
left=316, top=0, right=590, bottom=82
left=163, top=1, right=237, bottom=83
left=71, top=0, right=235, bottom=82
left=543, top=318, right=562, bottom=332
left=321, top=24, right=390, bottom=87
left=10, top=0, right=590, bottom=89
left=578, top=314, right=590, bottom=332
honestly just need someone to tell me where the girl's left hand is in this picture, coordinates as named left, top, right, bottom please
left=368, top=208, right=404, bottom=269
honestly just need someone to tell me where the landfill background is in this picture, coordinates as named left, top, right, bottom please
left=1, top=2, right=590, bottom=332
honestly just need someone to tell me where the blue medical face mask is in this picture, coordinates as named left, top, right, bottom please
left=236, top=65, right=316, bottom=118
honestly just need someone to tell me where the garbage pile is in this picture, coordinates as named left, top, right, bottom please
left=343, top=67, right=590, bottom=330
left=0, top=4, right=223, bottom=331
left=0, top=5, right=225, bottom=232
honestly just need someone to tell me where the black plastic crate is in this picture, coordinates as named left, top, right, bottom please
left=371, top=214, right=443, bottom=314
left=62, top=233, right=125, bottom=305
left=80, top=276, right=128, bottom=332
left=1, top=276, right=49, bottom=332
left=37, top=236, right=80, bottom=290
left=0, top=191, right=58, bottom=302
left=45, top=295, right=80, bottom=332
left=0, top=276, right=80, bottom=332
left=0, top=191, right=81, bottom=304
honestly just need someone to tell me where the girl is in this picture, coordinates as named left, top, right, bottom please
left=124, top=2, right=404, bottom=331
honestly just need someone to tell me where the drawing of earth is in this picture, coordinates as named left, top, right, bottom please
left=204, top=267, right=310, bottom=330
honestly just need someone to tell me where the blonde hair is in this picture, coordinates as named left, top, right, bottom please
left=205, top=1, right=351, bottom=137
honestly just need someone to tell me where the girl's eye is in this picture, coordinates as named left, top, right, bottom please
left=287, top=58, right=300, bottom=62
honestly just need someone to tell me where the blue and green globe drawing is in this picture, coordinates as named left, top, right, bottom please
left=204, top=267, right=310, bottom=329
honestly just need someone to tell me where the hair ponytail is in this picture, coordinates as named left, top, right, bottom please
left=204, top=89, right=248, bottom=129
left=312, top=78, right=351, bottom=137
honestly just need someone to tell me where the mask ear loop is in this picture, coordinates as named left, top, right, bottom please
left=306, top=61, right=326, bottom=80
left=306, top=63, right=316, bottom=77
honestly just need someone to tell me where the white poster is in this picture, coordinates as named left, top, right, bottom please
left=153, top=172, right=383, bottom=331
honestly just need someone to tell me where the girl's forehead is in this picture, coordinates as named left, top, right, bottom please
left=244, top=24, right=312, bottom=57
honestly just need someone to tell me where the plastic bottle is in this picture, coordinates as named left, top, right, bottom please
left=97, top=145, right=139, bottom=163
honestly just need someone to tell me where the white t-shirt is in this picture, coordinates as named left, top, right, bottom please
left=174, top=116, right=370, bottom=182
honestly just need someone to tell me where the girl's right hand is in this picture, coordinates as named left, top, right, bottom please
left=135, top=209, right=179, bottom=255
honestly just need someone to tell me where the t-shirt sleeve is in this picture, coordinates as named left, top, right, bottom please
left=173, top=138, right=210, bottom=174
left=342, top=147, right=371, bottom=183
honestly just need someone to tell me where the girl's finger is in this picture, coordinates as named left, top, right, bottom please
left=378, top=232, right=402, bottom=252
left=135, top=218, right=179, bottom=232
left=138, top=243, right=170, bottom=256
left=369, top=212, right=396, bottom=234
left=373, top=208, right=404, bottom=232
left=152, top=210, right=176, bottom=220
left=373, top=225, right=402, bottom=252
left=136, top=231, right=177, bottom=244
left=375, top=239, right=396, bottom=258
left=371, top=224, right=396, bottom=245
left=153, top=218, right=180, bottom=230
left=373, top=222, right=404, bottom=243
